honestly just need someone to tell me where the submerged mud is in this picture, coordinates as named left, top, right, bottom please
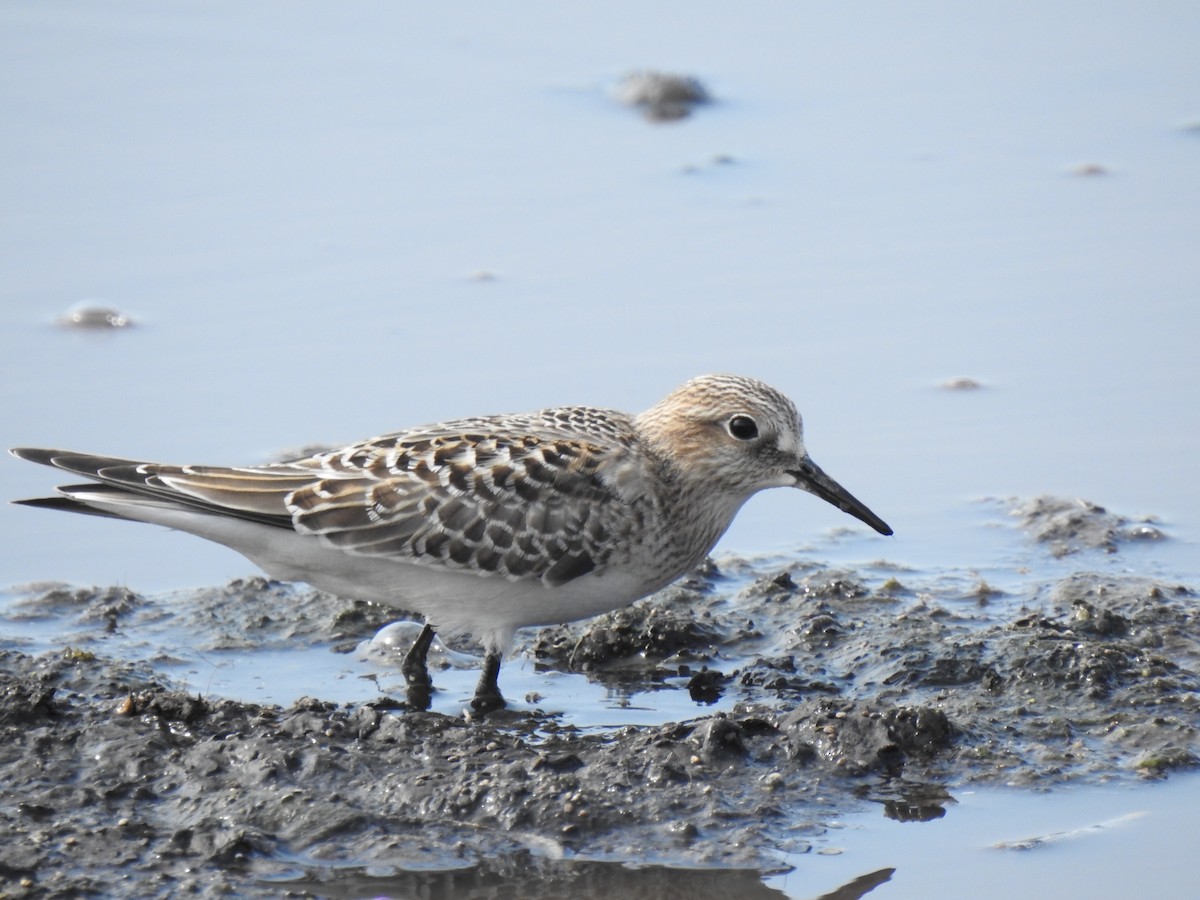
left=0, top=496, right=1196, bottom=898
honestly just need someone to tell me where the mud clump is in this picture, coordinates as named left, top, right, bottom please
left=1013, top=495, right=1165, bottom=556
left=532, top=592, right=728, bottom=670
left=615, top=70, right=712, bottom=122
left=776, top=701, right=956, bottom=775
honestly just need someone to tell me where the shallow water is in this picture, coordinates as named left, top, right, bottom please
left=769, top=773, right=1200, bottom=899
left=2, top=2, right=1199, bottom=898
left=2, top=1, right=1198, bottom=588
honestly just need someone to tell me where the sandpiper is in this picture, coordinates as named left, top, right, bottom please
left=12, top=374, right=891, bottom=713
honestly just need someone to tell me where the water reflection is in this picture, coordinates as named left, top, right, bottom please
left=815, top=868, right=896, bottom=900
left=273, top=854, right=788, bottom=899
left=272, top=853, right=898, bottom=900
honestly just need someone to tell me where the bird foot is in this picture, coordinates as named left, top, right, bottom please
left=404, top=683, right=433, bottom=712
left=469, top=650, right=506, bottom=716
left=402, top=623, right=436, bottom=712
left=469, top=689, right=506, bottom=716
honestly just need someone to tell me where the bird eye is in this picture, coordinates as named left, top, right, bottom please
left=727, top=415, right=759, bottom=441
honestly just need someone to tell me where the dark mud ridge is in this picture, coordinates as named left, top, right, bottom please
left=1, top=496, right=1197, bottom=898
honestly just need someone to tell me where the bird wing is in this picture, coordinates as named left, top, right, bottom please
left=283, top=428, right=641, bottom=585
left=14, top=410, right=654, bottom=586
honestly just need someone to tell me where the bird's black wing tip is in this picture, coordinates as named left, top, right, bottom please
left=13, top=495, right=81, bottom=512
left=12, top=493, right=128, bottom=520
left=10, top=447, right=58, bottom=465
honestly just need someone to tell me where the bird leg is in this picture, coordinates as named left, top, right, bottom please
left=470, top=650, right=506, bottom=715
left=402, top=623, right=435, bottom=711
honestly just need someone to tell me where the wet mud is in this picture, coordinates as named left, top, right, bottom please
left=1, top=496, right=1196, bottom=897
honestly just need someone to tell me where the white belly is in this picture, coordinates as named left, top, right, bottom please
left=254, top=539, right=651, bottom=652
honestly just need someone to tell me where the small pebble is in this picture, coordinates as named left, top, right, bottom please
left=56, top=303, right=133, bottom=329
left=941, top=377, right=983, bottom=390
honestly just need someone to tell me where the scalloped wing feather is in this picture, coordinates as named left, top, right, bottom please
left=285, top=431, right=643, bottom=585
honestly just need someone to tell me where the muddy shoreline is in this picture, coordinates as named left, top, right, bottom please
left=1, top=497, right=1196, bottom=898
